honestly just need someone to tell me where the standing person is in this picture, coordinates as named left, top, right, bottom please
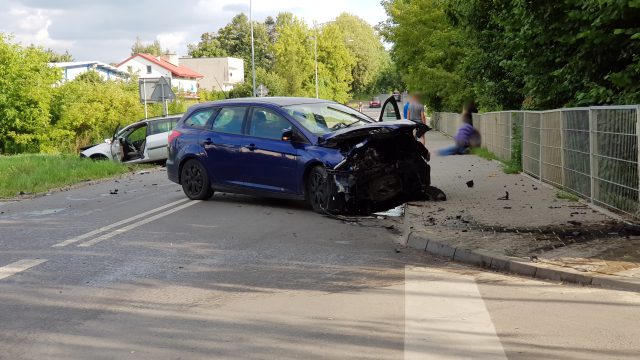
left=407, top=95, right=427, bottom=144
left=403, top=96, right=410, bottom=120
left=358, top=101, right=363, bottom=112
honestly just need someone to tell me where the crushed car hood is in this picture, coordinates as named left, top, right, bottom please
left=318, top=120, right=417, bottom=147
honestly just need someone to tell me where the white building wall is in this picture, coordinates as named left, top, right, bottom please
left=117, top=58, right=171, bottom=79
left=179, top=57, right=244, bottom=91
left=227, top=57, right=244, bottom=84
left=171, top=78, right=198, bottom=93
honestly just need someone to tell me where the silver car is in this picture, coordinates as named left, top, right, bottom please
left=80, top=115, right=182, bottom=163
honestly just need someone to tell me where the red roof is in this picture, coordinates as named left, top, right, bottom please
left=117, top=53, right=203, bottom=79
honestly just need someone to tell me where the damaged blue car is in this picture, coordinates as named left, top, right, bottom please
left=166, top=96, right=441, bottom=215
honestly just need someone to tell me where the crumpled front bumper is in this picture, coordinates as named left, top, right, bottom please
left=324, top=160, right=431, bottom=215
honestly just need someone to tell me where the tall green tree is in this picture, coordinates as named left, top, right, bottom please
left=187, top=32, right=227, bottom=57
left=381, top=0, right=473, bottom=111
left=316, top=24, right=356, bottom=103
left=189, top=14, right=274, bottom=77
left=272, top=15, right=315, bottom=97
left=334, top=13, right=388, bottom=95
left=0, top=35, right=60, bottom=153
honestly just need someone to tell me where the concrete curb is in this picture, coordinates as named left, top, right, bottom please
left=407, top=232, right=640, bottom=293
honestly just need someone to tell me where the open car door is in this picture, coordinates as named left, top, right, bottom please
left=378, top=96, right=401, bottom=122
left=378, top=95, right=431, bottom=138
left=110, top=124, right=122, bottom=162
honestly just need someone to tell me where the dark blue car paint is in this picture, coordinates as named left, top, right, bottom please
left=167, top=99, right=353, bottom=200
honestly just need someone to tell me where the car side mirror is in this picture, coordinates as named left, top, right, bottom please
left=281, top=129, right=293, bottom=142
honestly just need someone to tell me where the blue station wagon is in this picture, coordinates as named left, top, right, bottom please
left=166, top=97, right=436, bottom=214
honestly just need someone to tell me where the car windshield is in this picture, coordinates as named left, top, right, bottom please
left=282, top=102, right=374, bottom=135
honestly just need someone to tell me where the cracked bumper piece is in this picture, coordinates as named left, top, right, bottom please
left=326, top=161, right=431, bottom=215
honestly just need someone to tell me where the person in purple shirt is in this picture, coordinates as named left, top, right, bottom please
left=438, top=112, right=480, bottom=156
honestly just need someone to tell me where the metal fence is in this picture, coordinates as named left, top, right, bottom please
left=432, top=106, right=640, bottom=218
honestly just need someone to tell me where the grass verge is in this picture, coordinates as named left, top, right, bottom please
left=556, top=190, right=580, bottom=202
left=470, top=147, right=522, bottom=174
left=0, top=154, right=149, bottom=198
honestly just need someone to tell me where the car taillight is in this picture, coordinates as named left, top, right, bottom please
left=168, top=129, right=182, bottom=144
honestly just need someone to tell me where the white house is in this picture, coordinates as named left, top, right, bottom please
left=178, top=57, right=244, bottom=92
left=116, top=53, right=203, bottom=97
left=51, top=61, right=129, bottom=82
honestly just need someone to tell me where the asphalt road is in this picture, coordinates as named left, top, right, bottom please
left=1, top=169, right=640, bottom=359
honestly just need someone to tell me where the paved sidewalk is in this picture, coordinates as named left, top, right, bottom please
left=405, top=131, right=640, bottom=291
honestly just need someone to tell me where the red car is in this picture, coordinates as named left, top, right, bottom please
left=369, top=97, right=381, bottom=108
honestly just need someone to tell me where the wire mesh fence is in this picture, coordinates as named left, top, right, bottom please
left=432, top=105, right=640, bottom=218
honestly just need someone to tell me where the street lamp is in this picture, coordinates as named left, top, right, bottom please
left=312, top=21, right=354, bottom=99
left=250, top=0, right=256, bottom=97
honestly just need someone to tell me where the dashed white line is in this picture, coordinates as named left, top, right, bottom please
left=0, top=259, right=48, bottom=281
left=404, top=266, right=507, bottom=360
left=52, top=198, right=190, bottom=248
left=78, top=200, right=201, bottom=247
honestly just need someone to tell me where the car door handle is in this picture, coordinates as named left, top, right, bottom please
left=202, top=138, right=213, bottom=146
left=246, top=143, right=257, bottom=151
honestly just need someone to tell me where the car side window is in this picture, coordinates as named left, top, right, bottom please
left=127, top=125, right=147, bottom=142
left=185, top=109, right=216, bottom=129
left=211, top=107, right=246, bottom=135
left=149, top=119, right=171, bottom=135
left=249, top=108, right=292, bottom=140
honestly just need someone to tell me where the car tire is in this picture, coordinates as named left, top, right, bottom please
left=90, top=154, right=109, bottom=161
left=180, top=159, right=214, bottom=200
left=306, top=165, right=330, bottom=213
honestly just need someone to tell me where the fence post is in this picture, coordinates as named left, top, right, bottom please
left=637, top=105, right=640, bottom=207
left=589, top=108, right=595, bottom=204
left=539, top=112, right=544, bottom=182
left=560, top=110, right=565, bottom=190
left=521, top=112, right=525, bottom=171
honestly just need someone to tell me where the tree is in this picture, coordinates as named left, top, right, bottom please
left=376, top=60, right=405, bottom=93
left=45, top=49, right=73, bottom=63
left=131, top=36, right=163, bottom=56
left=49, top=77, right=144, bottom=152
left=381, top=0, right=474, bottom=111
left=189, top=14, right=274, bottom=78
left=74, top=70, right=104, bottom=84
left=187, top=32, right=227, bottom=57
left=385, top=0, right=640, bottom=111
left=334, top=13, right=388, bottom=96
left=316, top=24, right=356, bottom=103
left=255, top=67, right=287, bottom=96
left=272, top=15, right=315, bottom=97
left=0, top=35, right=60, bottom=153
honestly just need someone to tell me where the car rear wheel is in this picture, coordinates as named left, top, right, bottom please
left=306, top=166, right=330, bottom=213
left=90, top=154, right=109, bottom=161
left=181, top=159, right=213, bottom=200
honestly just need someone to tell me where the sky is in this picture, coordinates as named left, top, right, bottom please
left=0, top=0, right=388, bottom=63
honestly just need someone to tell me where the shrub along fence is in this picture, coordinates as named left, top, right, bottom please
left=432, top=106, right=640, bottom=218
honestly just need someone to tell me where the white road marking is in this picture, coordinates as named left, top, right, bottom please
left=78, top=200, right=201, bottom=247
left=405, top=266, right=507, bottom=360
left=52, top=198, right=190, bottom=247
left=0, top=259, right=48, bottom=281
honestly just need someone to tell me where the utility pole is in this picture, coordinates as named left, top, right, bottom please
left=250, top=0, right=256, bottom=97
left=314, top=21, right=319, bottom=99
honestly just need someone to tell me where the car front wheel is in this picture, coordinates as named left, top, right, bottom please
left=181, top=159, right=213, bottom=200
left=306, top=166, right=330, bottom=213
